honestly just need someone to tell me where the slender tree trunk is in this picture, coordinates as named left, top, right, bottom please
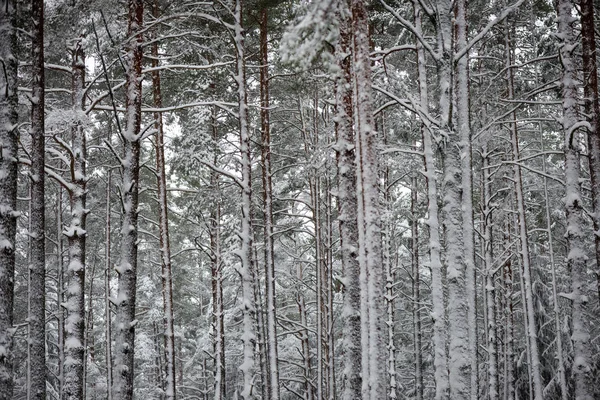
left=504, top=25, right=543, bottom=400
left=0, top=1, right=19, bottom=398
left=351, top=2, right=386, bottom=398
left=335, top=9, right=362, bottom=394
left=259, top=9, right=280, bottom=400
left=209, top=104, right=225, bottom=400
left=557, top=1, right=594, bottom=398
left=414, top=6, right=449, bottom=399
left=580, top=0, right=600, bottom=301
left=410, top=175, right=422, bottom=400
left=540, top=125, right=567, bottom=400
left=29, top=0, right=47, bottom=397
left=57, top=189, right=65, bottom=398
left=482, top=148, right=498, bottom=400
left=234, top=1, right=257, bottom=398
left=296, top=263, right=313, bottom=400
left=105, top=173, right=113, bottom=400
left=150, top=2, right=177, bottom=397
left=63, top=34, right=87, bottom=400
left=455, top=3, right=478, bottom=398
left=112, top=0, right=143, bottom=398
left=502, top=232, right=515, bottom=400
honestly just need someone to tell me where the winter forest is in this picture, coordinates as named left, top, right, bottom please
left=4, top=0, right=600, bottom=399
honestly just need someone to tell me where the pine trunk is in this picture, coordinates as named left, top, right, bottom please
left=112, top=0, right=143, bottom=398
left=351, top=1, right=386, bottom=398
left=557, top=1, right=594, bottom=398
left=150, top=3, right=177, bottom=396
left=336, top=5, right=362, bottom=397
left=504, top=25, right=544, bottom=400
left=0, top=1, right=19, bottom=398
left=415, top=6, right=449, bottom=399
left=63, top=35, right=87, bottom=400
left=234, top=1, right=257, bottom=398
left=29, top=0, right=47, bottom=397
left=581, top=0, right=600, bottom=301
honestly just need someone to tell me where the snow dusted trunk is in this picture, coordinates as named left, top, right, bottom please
left=414, top=7, right=449, bottom=399
left=234, top=1, right=257, bottom=398
left=112, top=0, right=143, bottom=398
left=259, top=9, right=280, bottom=400
left=410, top=175, right=422, bottom=400
left=504, top=25, right=544, bottom=400
left=63, top=35, right=87, bottom=400
left=482, top=148, right=498, bottom=400
left=454, top=3, right=478, bottom=398
left=580, top=0, right=600, bottom=301
left=209, top=103, right=225, bottom=400
left=295, top=263, right=313, bottom=400
left=0, top=1, right=18, bottom=398
left=556, top=1, right=594, bottom=398
left=29, top=0, right=47, bottom=397
left=540, top=125, right=567, bottom=400
left=150, top=2, right=177, bottom=396
left=437, top=0, right=470, bottom=397
left=350, top=1, right=386, bottom=398
left=501, top=221, right=515, bottom=400
left=105, top=173, right=113, bottom=400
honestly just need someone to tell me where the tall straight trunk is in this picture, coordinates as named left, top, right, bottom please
left=501, top=228, right=515, bottom=400
left=234, top=1, right=257, bottom=398
left=436, top=0, right=469, bottom=397
left=504, top=25, right=543, bottom=400
left=482, top=148, right=498, bottom=400
left=410, top=175, right=422, bottom=400
left=335, top=10, right=361, bottom=393
left=29, top=0, right=47, bottom=397
left=151, top=2, right=176, bottom=397
left=557, top=1, right=594, bottom=398
left=63, top=35, right=87, bottom=400
left=105, top=173, right=113, bottom=400
left=539, top=124, right=567, bottom=400
left=581, top=0, right=600, bottom=300
left=259, top=9, right=280, bottom=400
left=454, top=3, right=478, bottom=398
left=209, top=104, right=225, bottom=400
left=112, top=0, right=143, bottom=398
left=57, top=189, right=65, bottom=397
left=350, top=1, right=386, bottom=399
left=296, top=263, right=313, bottom=400
left=414, top=7, right=449, bottom=399
left=0, top=1, right=19, bottom=398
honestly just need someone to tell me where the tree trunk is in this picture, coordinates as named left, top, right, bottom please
left=351, top=1, right=386, bottom=398
left=105, top=173, right=113, bottom=400
left=150, top=2, right=177, bottom=397
left=63, top=34, right=87, bottom=400
left=259, top=9, right=280, bottom=400
left=454, top=3, right=478, bottom=398
left=112, top=0, right=143, bottom=398
left=557, top=1, right=594, bottom=398
left=504, top=24, right=543, bottom=400
left=29, top=0, right=47, bottom=397
left=414, top=6, right=449, bottom=399
left=581, top=0, right=600, bottom=302
left=410, top=175, right=422, bottom=400
left=234, top=1, right=257, bottom=398
left=335, top=5, right=361, bottom=397
left=0, top=1, right=19, bottom=398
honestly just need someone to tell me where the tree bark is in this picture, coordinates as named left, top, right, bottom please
left=234, top=1, right=257, bottom=398
left=351, top=1, right=386, bottom=398
left=557, top=1, right=594, bottom=398
left=112, top=0, right=143, bottom=398
left=580, top=0, right=600, bottom=302
left=150, top=2, right=177, bottom=397
left=259, top=9, right=280, bottom=400
left=0, top=1, right=19, bottom=398
left=63, top=34, right=87, bottom=400
left=29, top=0, right=47, bottom=397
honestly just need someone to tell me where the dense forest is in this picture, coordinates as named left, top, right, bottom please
left=1, top=0, right=600, bottom=399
